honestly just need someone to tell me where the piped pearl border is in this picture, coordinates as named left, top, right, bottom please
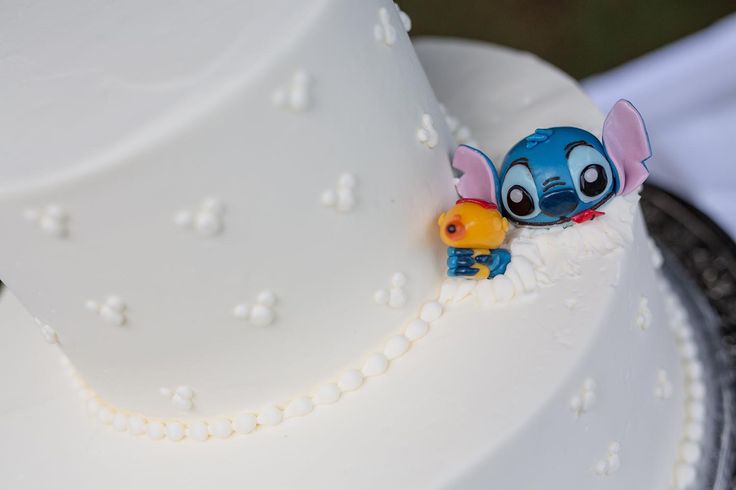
left=664, top=282, right=707, bottom=490
left=56, top=276, right=710, bottom=460
left=59, top=300, right=444, bottom=442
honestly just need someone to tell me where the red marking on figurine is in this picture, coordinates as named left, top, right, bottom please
left=571, top=209, right=605, bottom=224
left=455, top=198, right=497, bottom=210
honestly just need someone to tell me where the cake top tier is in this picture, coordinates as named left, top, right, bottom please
left=0, top=0, right=325, bottom=188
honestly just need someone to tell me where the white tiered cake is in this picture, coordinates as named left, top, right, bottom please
left=0, top=1, right=706, bottom=489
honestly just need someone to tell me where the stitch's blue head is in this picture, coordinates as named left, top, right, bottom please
left=498, top=127, right=619, bottom=227
left=452, top=100, right=652, bottom=229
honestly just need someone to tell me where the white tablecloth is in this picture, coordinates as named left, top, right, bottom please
left=583, top=14, right=736, bottom=238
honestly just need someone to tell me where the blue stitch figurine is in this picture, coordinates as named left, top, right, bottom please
left=451, top=99, right=652, bottom=227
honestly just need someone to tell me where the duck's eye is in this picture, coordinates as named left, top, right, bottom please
left=501, top=163, right=540, bottom=221
left=507, top=185, right=535, bottom=217
left=567, top=144, right=614, bottom=203
left=444, top=220, right=465, bottom=239
left=580, top=164, right=607, bottom=197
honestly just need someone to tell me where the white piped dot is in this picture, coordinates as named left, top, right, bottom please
left=405, top=319, right=429, bottom=341
left=395, top=2, right=411, bottom=32
left=128, top=415, right=147, bottom=436
left=210, top=418, right=233, bottom=439
left=337, top=370, right=364, bottom=392
left=689, top=400, right=705, bottom=421
left=112, top=413, right=128, bottom=432
left=195, top=212, right=221, bottom=236
left=285, top=397, right=314, bottom=418
left=250, top=304, right=275, bottom=326
left=384, top=335, right=410, bottom=360
left=105, top=296, right=125, bottom=312
left=690, top=381, right=706, bottom=400
left=680, top=341, right=697, bottom=360
left=420, top=302, right=443, bottom=322
left=315, top=383, right=341, bottom=405
left=233, top=413, right=258, bottom=434
left=98, top=407, right=115, bottom=425
left=147, top=421, right=165, bottom=440
left=188, top=421, right=210, bottom=441
left=686, top=421, right=704, bottom=442
left=257, top=405, right=283, bottom=426
left=362, top=353, right=389, bottom=377
left=256, top=290, right=277, bottom=307
left=681, top=442, right=702, bottom=464
left=166, top=422, right=185, bottom=442
left=338, top=173, right=356, bottom=189
left=686, top=361, right=703, bottom=380
left=674, top=463, right=696, bottom=489
left=175, top=386, right=194, bottom=399
left=391, top=272, right=407, bottom=288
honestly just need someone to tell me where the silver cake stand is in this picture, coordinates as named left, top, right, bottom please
left=640, top=184, right=736, bottom=489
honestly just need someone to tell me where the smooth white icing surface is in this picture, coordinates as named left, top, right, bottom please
left=0, top=0, right=327, bottom=188
left=0, top=0, right=455, bottom=419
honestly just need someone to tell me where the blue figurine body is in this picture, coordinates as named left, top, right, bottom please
left=447, top=247, right=511, bottom=279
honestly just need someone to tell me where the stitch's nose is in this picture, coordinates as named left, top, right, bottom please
left=540, top=189, right=578, bottom=217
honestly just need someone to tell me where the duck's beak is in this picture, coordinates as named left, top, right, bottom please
left=437, top=212, right=446, bottom=227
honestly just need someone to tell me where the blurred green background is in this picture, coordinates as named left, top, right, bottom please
left=401, top=0, right=734, bottom=79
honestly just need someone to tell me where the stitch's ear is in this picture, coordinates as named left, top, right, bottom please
left=452, top=145, right=500, bottom=207
left=602, top=99, right=652, bottom=195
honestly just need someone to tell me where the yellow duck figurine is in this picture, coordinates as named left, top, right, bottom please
left=437, top=198, right=511, bottom=280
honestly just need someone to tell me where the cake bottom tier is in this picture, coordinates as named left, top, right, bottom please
left=0, top=232, right=704, bottom=489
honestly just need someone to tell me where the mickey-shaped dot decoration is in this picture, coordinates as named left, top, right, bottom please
left=233, top=290, right=278, bottom=326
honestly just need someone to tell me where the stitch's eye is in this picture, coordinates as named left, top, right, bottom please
left=507, top=186, right=534, bottom=216
left=568, top=145, right=613, bottom=203
left=501, top=164, right=540, bottom=220
left=580, top=164, right=607, bottom=196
